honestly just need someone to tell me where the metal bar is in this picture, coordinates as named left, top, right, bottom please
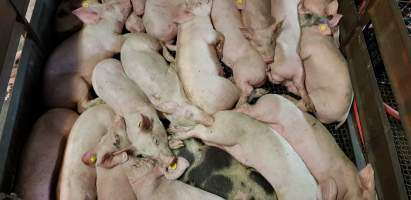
left=366, top=0, right=411, bottom=154
left=339, top=0, right=408, bottom=199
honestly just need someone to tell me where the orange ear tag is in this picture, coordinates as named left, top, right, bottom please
left=89, top=155, right=97, bottom=164
left=170, top=162, right=177, bottom=170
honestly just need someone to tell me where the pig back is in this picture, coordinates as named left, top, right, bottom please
left=16, top=109, right=78, bottom=200
left=57, top=104, right=115, bottom=200
left=96, top=167, right=136, bottom=200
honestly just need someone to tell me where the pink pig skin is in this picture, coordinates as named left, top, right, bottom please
left=173, top=111, right=318, bottom=200
left=269, top=0, right=315, bottom=113
left=241, top=0, right=277, bottom=63
left=43, top=0, right=131, bottom=113
left=299, top=23, right=353, bottom=125
left=119, top=155, right=224, bottom=200
left=92, top=59, right=187, bottom=179
left=175, top=0, right=240, bottom=114
left=236, top=94, right=376, bottom=200
left=16, top=109, right=78, bottom=200
left=58, top=104, right=116, bottom=200
left=211, top=0, right=268, bottom=105
left=143, top=0, right=186, bottom=43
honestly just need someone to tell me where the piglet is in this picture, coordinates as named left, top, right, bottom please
left=299, top=14, right=353, bottom=125
left=58, top=104, right=115, bottom=200
left=121, top=33, right=213, bottom=128
left=117, top=154, right=224, bottom=200
left=43, top=0, right=131, bottom=113
left=236, top=94, right=376, bottom=200
left=173, top=111, right=318, bottom=200
left=240, top=0, right=277, bottom=63
left=269, top=0, right=315, bottom=112
left=125, top=0, right=146, bottom=33
left=176, top=0, right=240, bottom=114
left=211, top=0, right=271, bottom=105
left=16, top=109, right=78, bottom=200
left=82, top=116, right=136, bottom=200
left=143, top=0, right=187, bottom=42
left=92, top=59, right=188, bottom=179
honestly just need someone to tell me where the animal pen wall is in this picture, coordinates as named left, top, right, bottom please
left=0, top=0, right=411, bottom=199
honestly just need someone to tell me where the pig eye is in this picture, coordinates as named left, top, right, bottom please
left=153, top=138, right=159, bottom=145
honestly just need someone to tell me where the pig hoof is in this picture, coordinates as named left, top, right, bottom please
left=79, top=98, right=105, bottom=113
left=169, top=138, right=185, bottom=149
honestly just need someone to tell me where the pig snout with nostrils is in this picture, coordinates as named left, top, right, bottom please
left=240, top=0, right=278, bottom=63
left=121, top=33, right=213, bottom=127
left=236, top=94, right=376, bottom=200
left=43, top=0, right=131, bottom=113
left=298, top=13, right=353, bottom=125
left=92, top=59, right=188, bottom=179
left=82, top=116, right=136, bottom=200
left=175, top=0, right=240, bottom=114
left=211, top=0, right=271, bottom=105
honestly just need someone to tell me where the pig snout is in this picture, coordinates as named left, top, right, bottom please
left=162, top=156, right=189, bottom=180
left=263, top=55, right=274, bottom=64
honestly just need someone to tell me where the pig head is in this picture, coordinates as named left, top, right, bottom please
left=92, top=59, right=187, bottom=179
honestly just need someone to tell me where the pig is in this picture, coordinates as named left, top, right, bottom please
left=211, top=0, right=270, bottom=105
left=92, top=59, right=188, bottom=179
left=298, top=14, right=353, bottom=124
left=57, top=104, right=115, bottom=200
left=300, top=0, right=339, bottom=19
left=175, top=0, right=240, bottom=114
left=125, top=0, right=146, bottom=33
left=116, top=154, right=224, bottom=200
left=172, top=111, right=318, bottom=200
left=173, top=139, right=278, bottom=199
left=268, top=0, right=315, bottom=113
left=43, top=0, right=131, bottom=113
left=143, top=0, right=187, bottom=42
left=16, top=109, right=78, bottom=200
left=121, top=33, right=213, bottom=128
left=240, top=0, right=278, bottom=63
left=236, top=94, right=376, bottom=200
left=82, top=116, right=136, bottom=200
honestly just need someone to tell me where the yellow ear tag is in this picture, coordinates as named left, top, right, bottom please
left=89, top=155, right=97, bottom=164
left=236, top=0, right=244, bottom=6
left=169, top=162, right=177, bottom=170
left=319, top=24, right=328, bottom=32
left=82, top=0, right=89, bottom=8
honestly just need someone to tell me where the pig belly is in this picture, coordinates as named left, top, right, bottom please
left=97, top=167, right=136, bottom=200
left=16, top=109, right=78, bottom=200
left=226, top=129, right=317, bottom=200
left=58, top=105, right=115, bottom=200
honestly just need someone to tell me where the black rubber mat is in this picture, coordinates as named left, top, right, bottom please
left=363, top=23, right=411, bottom=198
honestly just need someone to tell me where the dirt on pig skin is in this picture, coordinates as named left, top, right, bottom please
left=173, top=139, right=277, bottom=200
left=15, top=109, right=79, bottom=200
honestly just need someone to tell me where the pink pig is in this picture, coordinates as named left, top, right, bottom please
left=211, top=0, right=273, bottom=105
left=43, top=0, right=131, bottom=113
left=268, top=0, right=315, bottom=112
left=236, top=94, right=376, bottom=200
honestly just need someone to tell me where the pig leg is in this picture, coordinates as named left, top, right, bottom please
left=81, top=97, right=105, bottom=111
left=173, top=126, right=238, bottom=147
left=126, top=13, right=145, bottom=33
left=294, top=75, right=316, bottom=113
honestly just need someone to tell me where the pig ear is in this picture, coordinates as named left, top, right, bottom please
left=359, top=164, right=375, bottom=191
left=328, top=14, right=343, bottom=28
left=98, top=152, right=129, bottom=169
left=138, top=114, right=153, bottom=131
left=317, top=178, right=338, bottom=200
left=326, top=0, right=339, bottom=16
left=72, top=7, right=101, bottom=24
left=82, top=150, right=97, bottom=166
left=297, top=1, right=310, bottom=14
left=240, top=27, right=254, bottom=39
